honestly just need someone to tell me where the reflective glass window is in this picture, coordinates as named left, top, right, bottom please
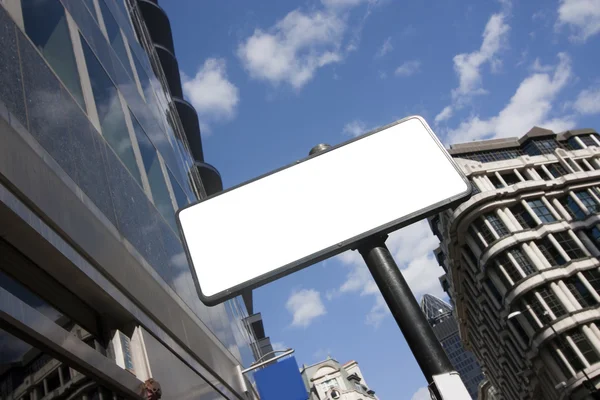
left=546, top=163, right=568, bottom=178
left=527, top=199, right=556, bottom=223
left=81, top=37, right=142, bottom=185
left=497, top=254, right=522, bottom=283
left=566, top=276, right=596, bottom=308
left=538, top=287, right=566, bottom=318
left=131, top=112, right=176, bottom=229
left=537, top=238, right=566, bottom=266
left=566, top=137, right=583, bottom=150
left=581, top=135, right=599, bottom=148
left=508, top=248, right=535, bottom=276
left=21, top=0, right=85, bottom=108
left=168, top=169, right=189, bottom=211
left=485, top=213, right=508, bottom=237
left=83, top=0, right=97, bottom=20
left=553, top=231, right=586, bottom=260
left=575, top=190, right=600, bottom=213
left=510, top=203, right=536, bottom=230
left=583, top=269, right=600, bottom=294
left=98, top=0, right=133, bottom=79
left=570, top=330, right=600, bottom=364
left=558, top=195, right=585, bottom=220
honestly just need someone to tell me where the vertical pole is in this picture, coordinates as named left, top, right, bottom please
left=357, top=236, right=454, bottom=393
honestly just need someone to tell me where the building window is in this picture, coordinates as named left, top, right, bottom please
left=485, top=213, right=508, bottom=237
left=459, top=148, right=525, bottom=163
left=582, top=269, right=600, bottom=294
left=521, top=296, right=545, bottom=329
left=581, top=135, right=599, bottom=148
left=500, top=171, right=520, bottom=186
left=553, top=231, right=586, bottom=261
left=534, top=167, right=549, bottom=180
left=81, top=37, right=142, bottom=185
left=510, top=203, right=536, bottom=230
left=98, top=0, right=134, bottom=79
left=575, top=190, right=600, bottom=213
left=322, top=378, right=339, bottom=391
left=566, top=137, right=583, bottom=150
left=130, top=112, right=176, bottom=230
left=524, top=139, right=562, bottom=156
left=546, top=163, right=568, bottom=178
left=569, top=330, right=600, bottom=365
left=497, top=255, right=522, bottom=284
left=470, top=180, right=481, bottom=195
left=558, top=195, right=586, bottom=220
left=508, top=248, right=536, bottom=276
left=473, top=219, right=495, bottom=245
left=566, top=276, right=597, bottom=308
left=21, top=0, right=85, bottom=108
left=538, top=287, right=567, bottom=318
left=168, top=169, right=189, bottom=210
left=537, top=238, right=566, bottom=266
left=488, top=174, right=504, bottom=189
left=527, top=199, right=557, bottom=223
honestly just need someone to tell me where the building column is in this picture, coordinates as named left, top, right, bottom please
left=583, top=326, right=600, bottom=359
left=574, top=136, right=587, bottom=149
left=590, top=323, right=600, bottom=343
left=58, top=365, right=64, bottom=386
left=552, top=198, right=573, bottom=221
left=582, top=158, right=595, bottom=172
left=475, top=175, right=494, bottom=192
left=592, top=158, right=600, bottom=169
left=570, top=192, right=590, bottom=215
left=497, top=208, right=518, bottom=231
left=43, top=379, right=49, bottom=396
left=568, top=230, right=591, bottom=257
left=548, top=234, right=572, bottom=264
left=557, top=280, right=581, bottom=311
left=541, top=196, right=562, bottom=221
left=484, top=217, right=500, bottom=240
left=495, top=171, right=509, bottom=187
left=588, top=188, right=600, bottom=205
left=581, top=231, right=600, bottom=257
left=551, top=282, right=577, bottom=313
left=566, top=335, right=591, bottom=368
left=541, top=164, right=555, bottom=179
left=522, top=242, right=547, bottom=271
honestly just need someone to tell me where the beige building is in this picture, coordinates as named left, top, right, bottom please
left=300, top=357, right=378, bottom=400
left=429, top=127, right=600, bottom=399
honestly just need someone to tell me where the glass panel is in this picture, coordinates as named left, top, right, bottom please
left=510, top=203, right=536, bottom=230
left=581, top=135, right=598, bottom=148
left=508, top=248, right=536, bottom=276
left=168, top=169, right=189, bottom=211
left=21, top=0, right=85, bottom=108
left=0, top=270, right=63, bottom=322
left=549, top=347, right=575, bottom=378
left=524, top=139, right=562, bottom=156
left=497, top=254, right=522, bottom=283
left=537, top=238, right=566, bottom=266
left=0, top=327, right=123, bottom=400
left=559, top=195, right=585, bottom=220
left=83, top=0, right=97, bottom=20
left=527, top=199, right=556, bottom=223
left=567, top=137, right=583, bottom=150
left=583, top=269, right=600, bottom=293
left=575, top=190, right=600, bottom=213
left=570, top=330, right=600, bottom=364
left=538, top=287, right=567, bottom=318
left=485, top=212, right=509, bottom=237
left=459, top=148, right=524, bottom=163
left=130, top=112, right=176, bottom=230
left=474, top=219, right=495, bottom=245
left=500, top=172, right=520, bottom=185
left=566, top=276, right=596, bottom=308
left=81, top=37, right=142, bottom=186
left=470, top=180, right=481, bottom=194
left=98, top=0, right=133, bottom=79
left=489, top=175, right=504, bottom=189
left=553, top=231, right=586, bottom=260
left=547, top=163, right=568, bottom=178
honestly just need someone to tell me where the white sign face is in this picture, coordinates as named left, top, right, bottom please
left=178, top=116, right=470, bottom=305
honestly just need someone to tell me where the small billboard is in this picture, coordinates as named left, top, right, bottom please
left=178, top=116, right=470, bottom=305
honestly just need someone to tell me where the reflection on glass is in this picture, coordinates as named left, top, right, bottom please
left=168, top=169, right=189, bottom=211
left=21, top=0, right=85, bottom=108
left=83, top=0, right=97, bottom=20
left=130, top=111, right=176, bottom=230
left=98, top=0, right=133, bottom=79
left=0, top=327, right=123, bottom=400
left=81, top=36, right=142, bottom=186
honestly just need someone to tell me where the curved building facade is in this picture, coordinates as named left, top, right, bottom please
left=0, top=0, right=259, bottom=399
left=429, top=127, right=600, bottom=399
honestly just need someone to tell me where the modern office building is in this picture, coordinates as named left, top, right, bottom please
left=429, top=126, right=600, bottom=399
left=420, top=294, right=484, bottom=398
left=301, top=357, right=377, bottom=400
left=0, top=0, right=265, bottom=399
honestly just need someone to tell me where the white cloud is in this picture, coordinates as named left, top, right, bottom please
left=342, top=120, right=368, bottom=137
left=411, top=386, right=432, bottom=400
left=447, top=53, right=575, bottom=144
left=435, top=106, right=454, bottom=123
left=321, top=0, right=369, bottom=8
left=333, top=220, right=445, bottom=327
left=574, top=88, right=600, bottom=114
left=376, top=36, right=393, bottom=57
left=182, top=58, right=239, bottom=133
left=557, top=0, right=600, bottom=42
left=286, top=289, right=327, bottom=328
left=395, top=60, right=421, bottom=77
left=452, top=13, right=510, bottom=101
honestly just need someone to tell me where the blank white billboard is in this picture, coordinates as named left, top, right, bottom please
left=177, top=116, right=470, bottom=305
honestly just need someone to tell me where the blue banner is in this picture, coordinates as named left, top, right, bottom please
left=254, top=356, right=308, bottom=400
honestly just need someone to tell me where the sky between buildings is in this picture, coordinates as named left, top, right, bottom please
left=161, top=0, right=600, bottom=398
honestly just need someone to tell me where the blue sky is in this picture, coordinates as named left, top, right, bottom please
left=162, top=0, right=600, bottom=398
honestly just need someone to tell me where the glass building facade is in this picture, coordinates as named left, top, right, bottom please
left=0, top=0, right=261, bottom=398
left=421, top=294, right=484, bottom=398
